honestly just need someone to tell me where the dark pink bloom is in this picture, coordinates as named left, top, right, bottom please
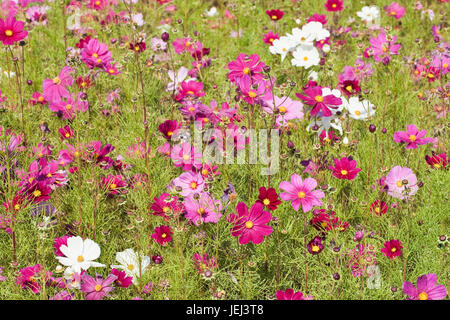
left=0, top=17, right=28, bottom=45
left=262, top=30, right=279, bottom=46
left=325, top=0, right=343, bottom=12
left=16, top=264, right=50, bottom=294
left=237, top=75, right=272, bottom=105
left=402, top=274, right=447, bottom=300
left=80, top=273, right=117, bottom=300
left=101, top=174, right=127, bottom=195
left=48, top=92, right=88, bottom=120
left=393, top=124, right=435, bottom=149
left=369, top=30, right=402, bottom=64
left=276, top=289, right=313, bottom=300
left=307, top=14, right=327, bottom=25
left=158, top=119, right=180, bottom=141
left=151, top=193, right=184, bottom=220
left=425, top=152, right=447, bottom=169
left=53, top=235, right=72, bottom=257
left=151, top=225, right=173, bottom=245
left=29, top=92, right=46, bottom=105
left=175, top=81, right=205, bottom=101
left=266, top=9, right=284, bottom=21
left=381, top=239, right=403, bottom=259
left=370, top=200, right=388, bottom=216
left=329, top=157, right=362, bottom=180
left=307, top=236, right=324, bottom=254
left=192, top=253, right=217, bottom=274
left=111, top=269, right=133, bottom=288
left=229, top=202, right=273, bottom=245
left=81, top=38, right=112, bottom=69
left=296, top=85, right=342, bottom=117
left=279, top=174, right=325, bottom=212
left=58, top=125, right=74, bottom=141
left=385, top=2, right=405, bottom=19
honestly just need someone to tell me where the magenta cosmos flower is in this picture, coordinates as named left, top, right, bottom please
left=329, top=157, right=362, bottom=180
left=262, top=30, right=279, bottom=46
left=0, top=17, right=28, bottom=45
left=385, top=166, right=418, bottom=200
left=229, top=202, right=273, bottom=245
left=172, top=171, right=205, bottom=197
left=325, top=0, right=343, bottom=12
left=369, top=31, right=402, bottom=64
left=227, top=53, right=266, bottom=83
left=80, top=273, right=117, bottom=300
left=81, top=38, right=112, bottom=69
left=296, top=85, right=342, bottom=117
left=380, top=239, right=403, bottom=259
left=170, top=142, right=202, bottom=171
left=393, top=124, right=435, bottom=149
left=42, top=66, right=74, bottom=104
left=385, top=2, right=405, bottom=19
left=276, top=289, right=313, bottom=300
left=402, top=274, right=447, bottom=300
left=279, top=174, right=325, bottom=212
left=151, top=225, right=173, bottom=245
left=266, top=9, right=284, bottom=21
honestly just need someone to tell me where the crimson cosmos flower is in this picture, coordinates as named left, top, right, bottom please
left=266, top=9, right=284, bottom=21
left=329, top=157, right=362, bottom=180
left=380, top=239, right=403, bottom=259
left=256, top=187, right=281, bottom=211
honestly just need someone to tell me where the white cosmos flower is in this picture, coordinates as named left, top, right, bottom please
left=111, top=248, right=150, bottom=284
left=166, top=67, right=190, bottom=92
left=55, top=236, right=105, bottom=274
left=301, top=21, right=330, bottom=42
left=356, top=6, right=380, bottom=24
left=205, top=7, right=218, bottom=17
left=288, top=27, right=315, bottom=48
left=308, top=70, right=318, bottom=81
left=269, top=36, right=295, bottom=61
left=291, top=46, right=320, bottom=69
left=342, top=96, right=375, bottom=120
left=307, top=115, right=343, bottom=136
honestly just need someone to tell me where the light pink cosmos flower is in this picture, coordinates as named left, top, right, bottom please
left=385, top=2, right=405, bottom=19
left=385, top=166, right=418, bottom=200
left=229, top=202, right=273, bottom=245
left=393, top=124, right=435, bottom=149
left=170, top=142, right=203, bottom=171
left=48, top=92, right=88, bottom=120
left=81, top=38, right=112, bottom=69
left=402, top=273, right=447, bottom=300
left=42, top=66, right=74, bottom=104
left=80, top=273, right=117, bottom=300
left=279, top=174, right=325, bottom=212
left=183, top=193, right=222, bottom=226
left=172, top=171, right=205, bottom=197
left=262, top=96, right=304, bottom=127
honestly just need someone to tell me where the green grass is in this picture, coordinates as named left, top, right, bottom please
left=0, top=0, right=448, bottom=300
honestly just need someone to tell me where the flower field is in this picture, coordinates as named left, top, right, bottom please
left=0, top=0, right=448, bottom=301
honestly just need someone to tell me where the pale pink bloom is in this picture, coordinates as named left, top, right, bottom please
left=279, top=174, right=325, bottom=212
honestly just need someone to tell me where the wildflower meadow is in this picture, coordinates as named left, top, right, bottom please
left=0, top=0, right=448, bottom=302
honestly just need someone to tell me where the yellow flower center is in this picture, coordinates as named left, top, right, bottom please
left=375, top=207, right=381, bottom=213
left=127, top=264, right=134, bottom=271
left=298, top=191, right=306, bottom=199
left=183, top=154, right=190, bottom=160
left=190, top=182, right=197, bottom=189
left=108, top=69, right=115, bottom=74
left=263, top=198, right=270, bottom=205
left=65, top=133, right=70, bottom=138
left=167, top=131, right=173, bottom=136
left=14, top=204, right=20, bottom=210
left=312, top=245, right=320, bottom=252
left=382, top=46, right=387, bottom=52
left=409, top=135, right=417, bottom=142
left=248, top=91, right=257, bottom=98
left=53, top=77, right=61, bottom=85
left=110, top=183, right=117, bottom=189
left=332, top=4, right=337, bottom=8
left=197, top=207, right=205, bottom=215
left=391, top=247, right=397, bottom=252
left=354, top=110, right=361, bottom=116
left=201, top=169, right=208, bottom=176
left=92, top=53, right=99, bottom=58
left=271, top=15, right=277, bottom=20
left=94, top=284, right=102, bottom=292
left=161, top=233, right=167, bottom=239
left=418, top=292, right=428, bottom=300
left=185, top=41, right=191, bottom=47
left=95, top=0, right=101, bottom=5
left=77, top=255, right=84, bottom=263
left=340, top=170, right=348, bottom=175
left=33, top=190, right=42, bottom=197
left=245, top=221, right=254, bottom=229
left=346, top=85, right=353, bottom=92
left=303, top=56, right=308, bottom=61
left=243, top=67, right=250, bottom=74
left=390, top=11, right=396, bottom=15
left=315, top=95, right=324, bottom=102
left=433, top=163, right=441, bottom=169
left=396, top=181, right=403, bottom=187
left=38, top=96, right=44, bottom=102
left=162, top=206, right=170, bottom=213
left=66, top=104, right=72, bottom=110
left=278, top=106, right=287, bottom=113
left=5, top=30, right=13, bottom=37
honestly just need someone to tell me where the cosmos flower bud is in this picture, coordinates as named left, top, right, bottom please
left=382, top=128, right=387, bottom=134
left=161, top=32, right=170, bottom=42
left=369, top=124, right=376, bottom=133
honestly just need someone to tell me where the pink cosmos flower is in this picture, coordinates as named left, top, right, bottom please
left=385, top=166, right=418, bottom=200
left=48, top=92, right=88, bottom=120
left=369, top=30, right=402, bottom=64
left=262, top=30, right=279, bottom=46
left=276, top=289, right=313, bottom=300
left=329, top=157, right=362, bottom=180
left=172, top=171, right=205, bottom=197
left=381, top=239, right=403, bottom=259
left=236, top=75, right=273, bottom=105
left=307, top=14, right=327, bottom=25
left=170, top=142, right=203, bottom=171
left=101, top=174, right=127, bottom=196
left=175, top=81, right=205, bottom=101
left=279, top=174, right=325, bottom=212
left=151, top=193, right=184, bottom=220
left=16, top=264, right=50, bottom=294
left=266, top=9, right=284, bottom=21
left=393, top=124, right=435, bottom=149
left=172, top=37, right=198, bottom=54
left=42, top=66, right=74, bottom=104
left=296, top=85, right=342, bottom=117
left=111, top=269, right=133, bottom=288
left=228, top=202, right=273, bottom=245
left=80, top=273, right=117, bottom=300
left=385, top=2, right=405, bottom=19
left=58, top=125, right=74, bottom=141
left=262, top=96, right=304, bottom=127
left=402, top=274, right=447, bottom=300
left=183, top=193, right=222, bottom=226
left=227, top=53, right=266, bottom=83
left=0, top=17, right=28, bottom=45
left=81, top=38, right=112, bottom=69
